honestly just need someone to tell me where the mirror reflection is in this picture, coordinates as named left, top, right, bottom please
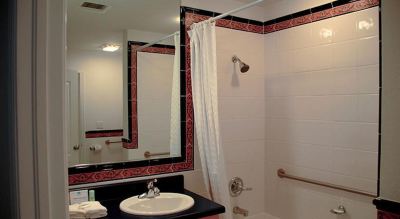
left=66, top=0, right=181, bottom=167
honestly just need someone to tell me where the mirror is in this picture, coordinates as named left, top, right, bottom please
left=66, top=0, right=188, bottom=176
left=124, top=38, right=181, bottom=158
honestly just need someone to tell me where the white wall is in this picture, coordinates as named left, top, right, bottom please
left=67, top=49, right=123, bottom=131
left=67, top=49, right=125, bottom=164
left=129, top=52, right=175, bottom=161
left=123, top=29, right=177, bottom=143
left=264, top=7, right=379, bottom=219
left=126, top=29, right=174, bottom=45
left=263, top=0, right=333, bottom=21
left=67, top=29, right=175, bottom=133
left=216, top=27, right=266, bottom=217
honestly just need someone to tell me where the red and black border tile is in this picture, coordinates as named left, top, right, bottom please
left=85, top=129, right=124, bottom=138
left=378, top=211, right=400, bottom=219
left=182, top=0, right=379, bottom=34
left=264, top=0, right=379, bottom=33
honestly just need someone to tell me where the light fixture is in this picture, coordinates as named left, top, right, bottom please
left=101, top=44, right=120, bottom=52
left=175, top=16, right=180, bottom=23
left=358, top=19, right=374, bottom=30
left=319, top=28, right=333, bottom=39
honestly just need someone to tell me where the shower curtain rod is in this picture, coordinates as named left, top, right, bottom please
left=136, top=31, right=180, bottom=51
left=139, top=0, right=264, bottom=50
left=207, top=0, right=264, bottom=23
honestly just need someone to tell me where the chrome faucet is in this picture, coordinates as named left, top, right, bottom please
left=138, top=179, right=160, bottom=199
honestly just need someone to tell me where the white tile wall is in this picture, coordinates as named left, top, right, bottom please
left=216, top=27, right=266, bottom=218
left=264, top=7, right=379, bottom=219
left=128, top=6, right=380, bottom=219
left=129, top=52, right=175, bottom=160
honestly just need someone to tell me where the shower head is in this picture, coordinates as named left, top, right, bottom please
left=232, top=55, right=250, bottom=73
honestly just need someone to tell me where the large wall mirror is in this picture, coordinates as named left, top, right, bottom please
left=66, top=0, right=193, bottom=185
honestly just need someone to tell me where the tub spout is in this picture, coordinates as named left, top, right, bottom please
left=233, top=206, right=249, bottom=217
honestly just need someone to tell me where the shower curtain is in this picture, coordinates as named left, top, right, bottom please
left=189, top=21, right=233, bottom=219
left=170, top=32, right=181, bottom=157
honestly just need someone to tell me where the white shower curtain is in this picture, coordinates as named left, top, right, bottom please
left=189, top=21, right=233, bottom=219
left=170, top=32, right=181, bottom=157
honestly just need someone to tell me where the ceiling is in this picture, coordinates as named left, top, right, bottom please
left=67, top=0, right=180, bottom=51
left=67, top=0, right=332, bottom=51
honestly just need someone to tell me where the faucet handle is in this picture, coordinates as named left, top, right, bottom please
left=147, top=178, right=157, bottom=189
left=154, top=187, right=160, bottom=196
left=229, top=177, right=252, bottom=197
left=240, top=185, right=252, bottom=191
left=148, top=178, right=157, bottom=183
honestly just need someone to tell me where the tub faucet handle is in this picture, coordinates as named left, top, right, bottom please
left=229, top=177, right=252, bottom=197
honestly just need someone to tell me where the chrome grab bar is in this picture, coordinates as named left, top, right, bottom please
left=277, top=168, right=376, bottom=198
left=144, top=151, right=170, bottom=158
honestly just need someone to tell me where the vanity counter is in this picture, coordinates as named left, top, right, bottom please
left=69, top=175, right=224, bottom=219
left=101, top=189, right=224, bottom=219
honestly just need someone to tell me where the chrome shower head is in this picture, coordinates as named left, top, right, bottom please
left=232, top=55, right=250, bottom=73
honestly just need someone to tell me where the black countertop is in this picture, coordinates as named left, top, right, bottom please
left=374, top=198, right=400, bottom=215
left=101, top=190, right=224, bottom=219
left=70, top=175, right=225, bottom=219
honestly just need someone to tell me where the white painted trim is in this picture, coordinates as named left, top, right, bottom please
left=16, top=0, right=68, bottom=218
left=17, top=0, right=41, bottom=217
left=46, top=0, right=69, bottom=218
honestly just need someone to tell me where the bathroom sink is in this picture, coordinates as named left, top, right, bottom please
left=119, top=193, right=195, bottom=216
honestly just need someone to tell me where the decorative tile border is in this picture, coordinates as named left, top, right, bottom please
left=184, top=0, right=379, bottom=35
left=264, top=0, right=380, bottom=33
left=378, top=211, right=400, bottom=219
left=182, top=7, right=264, bottom=34
left=140, top=46, right=175, bottom=55
left=123, top=42, right=138, bottom=149
left=85, top=129, right=123, bottom=138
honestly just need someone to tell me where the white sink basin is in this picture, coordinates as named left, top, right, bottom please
left=119, top=193, right=195, bottom=216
